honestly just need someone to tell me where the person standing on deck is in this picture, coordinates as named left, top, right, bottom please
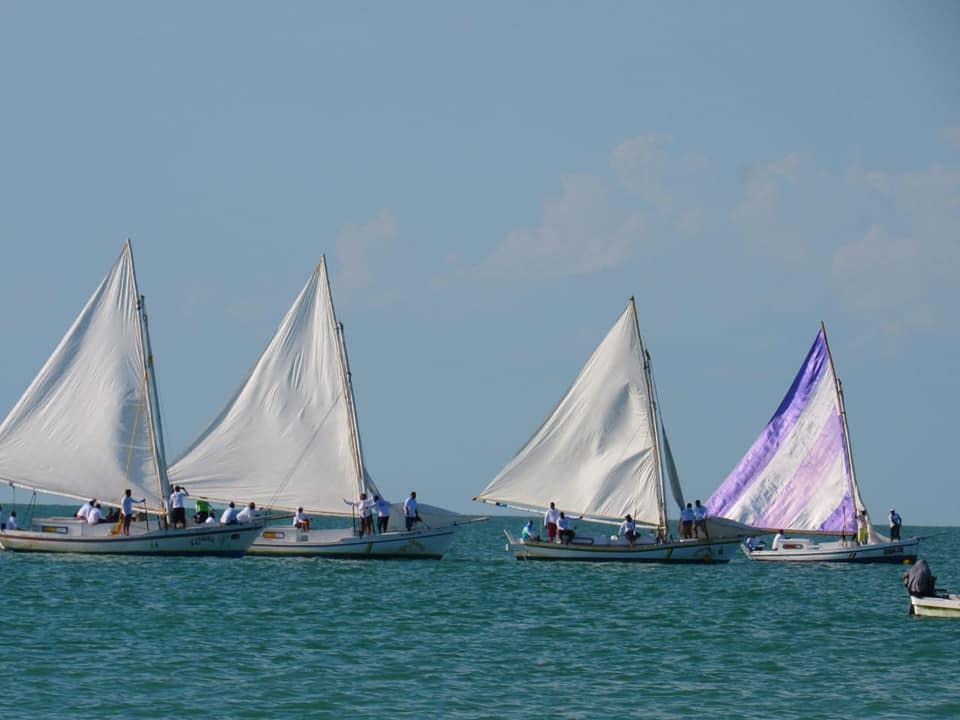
left=693, top=500, right=709, bottom=539
left=169, top=485, right=190, bottom=529
left=344, top=493, right=375, bottom=536
left=120, top=489, right=145, bottom=536
left=856, top=510, right=870, bottom=545
left=544, top=502, right=560, bottom=543
left=679, top=503, right=695, bottom=539
left=374, top=495, right=390, bottom=534
left=403, top=491, right=421, bottom=531
left=889, top=508, right=902, bottom=541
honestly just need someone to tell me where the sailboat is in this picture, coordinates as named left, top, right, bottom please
left=474, top=298, right=740, bottom=562
left=0, top=242, right=263, bottom=556
left=707, top=323, right=919, bottom=563
left=167, top=257, right=458, bottom=559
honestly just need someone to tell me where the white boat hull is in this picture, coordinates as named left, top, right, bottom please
left=506, top=532, right=737, bottom=563
left=0, top=517, right=262, bottom=557
left=743, top=537, right=919, bottom=563
left=249, top=526, right=456, bottom=559
left=909, top=594, right=960, bottom=618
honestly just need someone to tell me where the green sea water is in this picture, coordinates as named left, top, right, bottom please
left=1, top=509, right=957, bottom=719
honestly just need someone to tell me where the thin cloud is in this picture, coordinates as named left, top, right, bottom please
left=333, top=209, right=399, bottom=306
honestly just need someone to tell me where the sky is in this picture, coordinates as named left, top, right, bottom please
left=0, top=1, right=957, bottom=524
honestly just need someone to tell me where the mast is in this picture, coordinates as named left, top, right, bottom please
left=820, top=321, right=864, bottom=531
left=631, top=297, right=667, bottom=534
left=126, top=240, right=172, bottom=514
left=320, top=257, right=366, bottom=500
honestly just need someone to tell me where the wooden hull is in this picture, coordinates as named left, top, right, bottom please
left=743, top=537, right=919, bottom=563
left=909, top=594, right=960, bottom=618
left=0, top=517, right=262, bottom=557
left=506, top=532, right=737, bottom=563
left=248, top=526, right=456, bottom=559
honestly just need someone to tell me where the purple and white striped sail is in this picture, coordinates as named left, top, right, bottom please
left=707, top=328, right=863, bottom=535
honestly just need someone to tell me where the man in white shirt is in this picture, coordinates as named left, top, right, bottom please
left=618, top=514, right=637, bottom=546
left=86, top=503, right=103, bottom=525
left=293, top=507, right=310, bottom=530
left=204, top=512, right=218, bottom=525
left=344, top=493, right=375, bottom=536
left=120, top=489, right=145, bottom=536
left=237, top=502, right=257, bottom=523
left=771, top=530, right=785, bottom=551
left=693, top=500, right=709, bottom=539
left=76, top=499, right=96, bottom=521
left=220, top=502, right=238, bottom=525
left=544, top=502, right=560, bottom=543
left=169, top=485, right=190, bottom=529
left=374, top=495, right=390, bottom=534
left=679, top=503, right=695, bottom=539
left=5, top=511, right=16, bottom=531
left=557, top=512, right=582, bottom=545
left=403, top=491, right=420, bottom=532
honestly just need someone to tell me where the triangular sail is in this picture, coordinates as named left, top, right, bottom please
left=169, top=258, right=369, bottom=515
left=475, top=301, right=662, bottom=525
left=706, top=327, right=861, bottom=535
left=0, top=244, right=163, bottom=508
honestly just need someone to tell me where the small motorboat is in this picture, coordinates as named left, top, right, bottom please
left=905, top=559, right=960, bottom=617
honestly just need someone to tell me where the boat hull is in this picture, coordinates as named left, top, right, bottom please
left=0, top=517, right=262, bottom=557
left=743, top=537, right=919, bottom=563
left=909, top=594, right=960, bottom=618
left=506, top=532, right=737, bottom=563
left=248, top=526, right=456, bottom=559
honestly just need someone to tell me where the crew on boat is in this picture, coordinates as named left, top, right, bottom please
left=344, top=493, right=376, bottom=536
left=889, top=508, right=902, bottom=541
left=169, top=485, right=190, bottom=529
left=237, top=501, right=257, bottom=523
left=374, top=495, right=390, bottom=534
left=679, top=503, right=695, bottom=539
left=294, top=506, right=310, bottom=530
left=86, top=503, right=104, bottom=525
left=771, top=529, right=785, bottom=550
left=557, top=512, right=581, bottom=545
left=619, top=514, right=637, bottom=546
left=120, top=489, right=145, bottom=536
left=220, top=502, right=239, bottom=525
left=693, top=500, right=709, bottom=539
left=76, top=498, right=96, bottom=521
left=403, top=491, right=421, bottom=531
left=5, top=511, right=16, bottom=531
left=856, top=509, right=870, bottom=545
left=520, top=520, right=540, bottom=542
left=544, top=502, right=560, bottom=543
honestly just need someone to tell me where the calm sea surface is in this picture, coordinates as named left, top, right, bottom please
left=1, top=508, right=957, bottom=719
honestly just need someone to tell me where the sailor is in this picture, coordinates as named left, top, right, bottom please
left=679, top=503, right=695, bottom=539
left=520, top=520, right=540, bottom=542
left=557, top=512, right=581, bottom=545
left=193, top=498, right=211, bottom=524
left=403, top=491, right=420, bottom=532
left=856, top=510, right=870, bottom=545
left=220, top=502, right=239, bottom=525
left=771, top=529, right=785, bottom=550
left=889, top=508, right=902, bottom=541
left=293, top=506, right=310, bottom=530
left=169, top=485, right=190, bottom=529
left=618, top=514, right=637, bottom=546
left=5, top=511, right=16, bottom=531
left=76, top=498, right=96, bottom=521
left=204, top=510, right=219, bottom=525
left=120, top=489, right=145, bottom=536
left=344, top=493, right=375, bottom=536
left=237, top=502, right=257, bottom=523
left=374, top=495, right=391, bottom=534
left=86, top=503, right=103, bottom=525
left=544, top=502, right=560, bottom=543
left=693, top=500, right=709, bottom=539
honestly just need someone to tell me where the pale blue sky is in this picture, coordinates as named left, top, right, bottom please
left=1, top=2, right=957, bottom=523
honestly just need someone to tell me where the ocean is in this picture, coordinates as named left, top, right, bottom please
left=1, top=510, right=957, bottom=719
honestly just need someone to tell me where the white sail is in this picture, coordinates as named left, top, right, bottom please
left=169, top=258, right=371, bottom=515
left=475, top=301, right=663, bottom=526
left=0, top=243, right=164, bottom=508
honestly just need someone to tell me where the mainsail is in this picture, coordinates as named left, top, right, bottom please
left=169, top=257, right=379, bottom=515
left=0, top=242, right=168, bottom=510
left=707, top=325, right=865, bottom=535
left=474, top=299, right=666, bottom=527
